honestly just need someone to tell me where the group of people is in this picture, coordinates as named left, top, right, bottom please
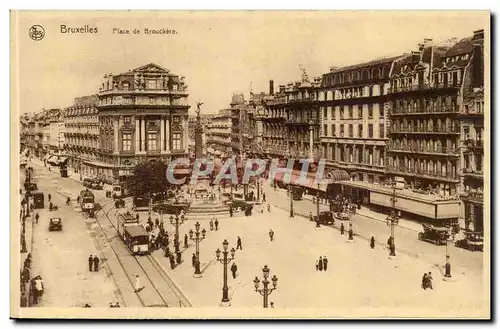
left=315, top=256, right=329, bottom=271
left=209, top=218, right=219, bottom=231
left=88, top=254, right=100, bottom=272
left=421, top=272, right=434, bottom=290
left=109, top=302, right=121, bottom=307
left=20, top=253, right=33, bottom=307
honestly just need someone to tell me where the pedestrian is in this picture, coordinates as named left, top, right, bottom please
left=427, top=272, right=433, bottom=290
left=421, top=273, right=428, bottom=290
left=109, top=302, right=114, bottom=308
left=134, top=274, right=144, bottom=293
left=315, top=259, right=319, bottom=271
left=269, top=229, right=274, bottom=241
left=323, top=256, right=328, bottom=271
left=155, top=218, right=159, bottom=227
left=114, top=302, right=120, bottom=308
left=229, top=207, right=233, bottom=217
left=370, top=236, right=375, bottom=249
left=230, top=263, right=238, bottom=279
left=270, top=302, right=274, bottom=308
left=387, top=237, right=392, bottom=250
left=318, top=256, right=324, bottom=271
left=192, top=253, right=196, bottom=268
left=267, top=204, right=271, bottom=212
left=340, top=223, right=345, bottom=235
left=214, top=219, right=219, bottom=230
left=35, top=213, right=39, bottom=224
left=209, top=219, right=214, bottom=231
left=93, top=255, right=100, bottom=272
left=309, top=211, right=313, bottom=221
left=88, top=255, right=93, bottom=272
left=184, top=234, right=188, bottom=248
left=48, top=194, right=51, bottom=202
left=236, top=236, right=242, bottom=250
left=262, top=193, right=266, bottom=202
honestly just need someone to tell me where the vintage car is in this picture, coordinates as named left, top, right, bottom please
left=333, top=212, right=350, bottom=221
left=455, top=231, right=483, bottom=252
left=417, top=224, right=449, bottom=245
left=114, top=198, right=125, bottom=208
left=314, top=211, right=335, bottom=225
left=49, top=217, right=62, bottom=231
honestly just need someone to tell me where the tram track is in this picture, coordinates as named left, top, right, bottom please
left=95, top=198, right=192, bottom=307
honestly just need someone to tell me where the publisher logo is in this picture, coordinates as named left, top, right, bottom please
left=29, top=25, right=45, bottom=41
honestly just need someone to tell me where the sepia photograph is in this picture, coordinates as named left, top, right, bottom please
left=10, top=10, right=490, bottom=319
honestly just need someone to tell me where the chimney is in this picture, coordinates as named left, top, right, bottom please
left=279, top=85, right=285, bottom=93
left=411, top=51, right=420, bottom=63
left=269, top=80, right=274, bottom=95
left=473, top=29, right=484, bottom=44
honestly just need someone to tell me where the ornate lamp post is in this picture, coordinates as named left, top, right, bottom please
left=348, top=204, right=355, bottom=241
left=170, top=214, right=185, bottom=253
left=445, top=221, right=453, bottom=278
left=189, top=222, right=207, bottom=278
left=253, top=265, right=278, bottom=308
left=316, top=182, right=321, bottom=228
left=215, top=239, right=236, bottom=307
left=386, top=181, right=400, bottom=257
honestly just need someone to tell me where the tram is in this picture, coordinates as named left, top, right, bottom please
left=79, top=189, right=95, bottom=212
left=117, top=210, right=149, bottom=255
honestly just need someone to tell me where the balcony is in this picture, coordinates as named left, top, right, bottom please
left=389, top=82, right=461, bottom=94
left=389, top=126, right=460, bottom=134
left=386, top=166, right=459, bottom=181
left=463, top=139, right=484, bottom=150
left=391, top=105, right=460, bottom=116
left=285, top=118, right=320, bottom=126
left=387, top=146, right=458, bottom=157
left=262, top=115, right=287, bottom=122
left=462, top=168, right=483, bottom=179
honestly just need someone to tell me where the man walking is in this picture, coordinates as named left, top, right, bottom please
left=184, top=234, right=188, bottom=249
left=269, top=229, right=274, bottom=241
left=88, top=255, right=93, bottom=272
left=192, top=253, right=197, bottom=268
left=236, top=236, right=242, bottom=250
left=35, top=213, right=39, bottom=224
left=370, top=236, right=375, bottom=249
left=318, top=256, right=324, bottom=271
left=209, top=219, right=214, bottom=231
left=93, top=255, right=100, bottom=272
left=230, top=263, right=238, bottom=279
left=214, top=219, right=219, bottom=231
left=262, top=193, right=266, bottom=202
left=340, top=223, right=345, bottom=235
left=323, top=256, right=328, bottom=271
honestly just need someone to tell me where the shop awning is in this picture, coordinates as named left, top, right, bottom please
left=273, top=169, right=350, bottom=190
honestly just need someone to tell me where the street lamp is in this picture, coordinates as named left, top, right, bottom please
left=348, top=204, right=355, bottom=241
left=386, top=181, right=400, bottom=257
left=215, top=239, right=236, bottom=307
left=445, top=222, right=453, bottom=278
left=253, top=265, right=278, bottom=308
left=316, top=182, right=321, bottom=228
left=189, top=222, right=207, bottom=278
left=170, top=214, right=185, bottom=253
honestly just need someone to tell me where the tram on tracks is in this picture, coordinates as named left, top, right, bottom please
left=117, top=210, right=149, bottom=255
left=79, top=189, right=95, bottom=215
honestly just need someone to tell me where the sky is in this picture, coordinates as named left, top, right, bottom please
left=12, top=11, right=488, bottom=115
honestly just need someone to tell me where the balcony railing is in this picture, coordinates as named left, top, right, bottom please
left=286, top=118, right=320, bottom=125
left=386, top=166, right=458, bottom=180
left=388, top=145, right=458, bottom=156
left=389, top=126, right=460, bottom=134
left=391, top=105, right=460, bottom=116
left=389, top=82, right=461, bottom=93
left=463, top=168, right=483, bottom=177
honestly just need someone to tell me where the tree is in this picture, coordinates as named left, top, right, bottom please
left=127, top=160, right=170, bottom=198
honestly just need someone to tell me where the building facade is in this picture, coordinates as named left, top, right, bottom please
left=263, top=72, right=322, bottom=160
left=96, top=63, right=190, bottom=184
left=64, top=95, right=100, bottom=178
left=319, top=57, right=399, bottom=185
left=206, top=109, right=232, bottom=157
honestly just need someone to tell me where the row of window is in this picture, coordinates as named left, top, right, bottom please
left=322, top=123, right=384, bottom=139
left=322, top=104, right=384, bottom=120
left=324, top=66, right=387, bottom=86
left=121, top=132, right=182, bottom=151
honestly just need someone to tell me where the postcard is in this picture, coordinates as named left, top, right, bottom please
left=10, top=10, right=490, bottom=319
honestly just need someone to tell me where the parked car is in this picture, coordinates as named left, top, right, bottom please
left=49, top=217, right=62, bottom=231
left=314, top=211, right=335, bottom=225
